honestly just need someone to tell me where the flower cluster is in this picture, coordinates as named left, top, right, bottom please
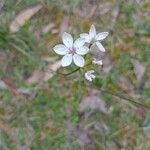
left=53, top=24, right=108, bottom=81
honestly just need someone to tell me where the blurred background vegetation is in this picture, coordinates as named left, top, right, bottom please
left=0, top=0, right=150, bottom=149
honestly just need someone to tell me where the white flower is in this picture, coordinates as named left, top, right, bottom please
left=80, top=24, right=109, bottom=52
left=53, top=32, right=89, bottom=67
left=92, top=58, right=103, bottom=65
left=85, top=70, right=96, bottom=82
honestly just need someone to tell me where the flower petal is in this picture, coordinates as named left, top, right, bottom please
left=84, top=70, right=95, bottom=82
left=61, top=54, right=72, bottom=67
left=95, top=32, right=109, bottom=41
left=80, top=33, right=90, bottom=43
left=92, top=58, right=103, bottom=65
left=96, top=42, right=106, bottom=52
left=62, top=32, right=73, bottom=48
left=76, top=46, right=89, bottom=55
left=73, top=54, right=85, bottom=67
left=85, top=73, right=92, bottom=82
left=74, top=38, right=85, bottom=48
left=89, top=24, right=96, bottom=39
left=53, top=44, right=69, bottom=55
left=90, top=74, right=96, bottom=79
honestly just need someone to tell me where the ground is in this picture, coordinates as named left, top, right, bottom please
left=0, top=0, right=150, bottom=149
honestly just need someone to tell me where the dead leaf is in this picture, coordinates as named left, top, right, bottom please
left=10, top=4, right=42, bottom=33
left=42, top=23, right=55, bottom=34
left=41, top=56, right=57, bottom=62
left=51, top=29, right=59, bottom=34
left=59, top=16, right=69, bottom=36
left=2, top=79, right=21, bottom=96
left=0, top=79, right=35, bottom=98
left=131, top=59, right=145, bottom=83
left=80, top=96, right=108, bottom=114
left=65, top=120, right=92, bottom=146
left=117, top=76, right=134, bottom=93
left=43, top=61, right=61, bottom=81
left=76, top=128, right=91, bottom=145
left=26, top=61, right=61, bottom=84
left=131, top=59, right=145, bottom=92
left=26, top=70, right=44, bottom=84
left=85, top=121, right=109, bottom=135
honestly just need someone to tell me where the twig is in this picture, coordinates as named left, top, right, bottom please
left=62, top=67, right=80, bottom=76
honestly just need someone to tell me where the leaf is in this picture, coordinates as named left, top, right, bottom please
left=10, top=4, right=42, bottom=33
left=42, top=23, right=55, bottom=34
left=131, top=59, right=145, bottom=83
left=26, top=61, right=61, bottom=84
left=131, top=59, right=145, bottom=92
left=65, top=121, right=92, bottom=146
left=76, top=128, right=91, bottom=145
left=26, top=70, right=44, bottom=84
left=43, top=61, right=61, bottom=81
left=59, top=16, right=69, bottom=36
left=2, top=79, right=21, bottom=96
left=117, top=76, right=134, bottom=93
left=80, top=96, right=108, bottom=114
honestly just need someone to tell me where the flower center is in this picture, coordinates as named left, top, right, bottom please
left=91, top=37, right=95, bottom=43
left=69, top=47, right=76, bottom=55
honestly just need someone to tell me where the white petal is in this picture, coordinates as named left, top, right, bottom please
left=96, top=42, right=106, bottom=52
left=92, top=58, right=103, bottom=65
left=74, top=38, right=85, bottom=48
left=73, top=54, right=85, bottom=67
left=53, top=44, right=69, bottom=55
left=95, top=32, right=109, bottom=41
left=85, top=73, right=92, bottom=82
left=76, top=46, right=89, bottom=55
left=80, top=33, right=90, bottom=43
left=90, top=74, right=96, bottom=79
left=89, top=24, right=96, bottom=39
left=62, top=32, right=73, bottom=48
left=61, top=54, right=72, bottom=67
left=84, top=70, right=95, bottom=81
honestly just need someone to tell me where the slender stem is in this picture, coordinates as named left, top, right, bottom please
left=44, top=62, right=92, bottom=77
left=63, top=67, right=80, bottom=76
left=100, top=89, right=150, bottom=110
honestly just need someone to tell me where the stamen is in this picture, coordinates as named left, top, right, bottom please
left=69, top=47, right=76, bottom=55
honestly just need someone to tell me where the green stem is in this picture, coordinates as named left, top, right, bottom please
left=100, top=89, right=150, bottom=110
